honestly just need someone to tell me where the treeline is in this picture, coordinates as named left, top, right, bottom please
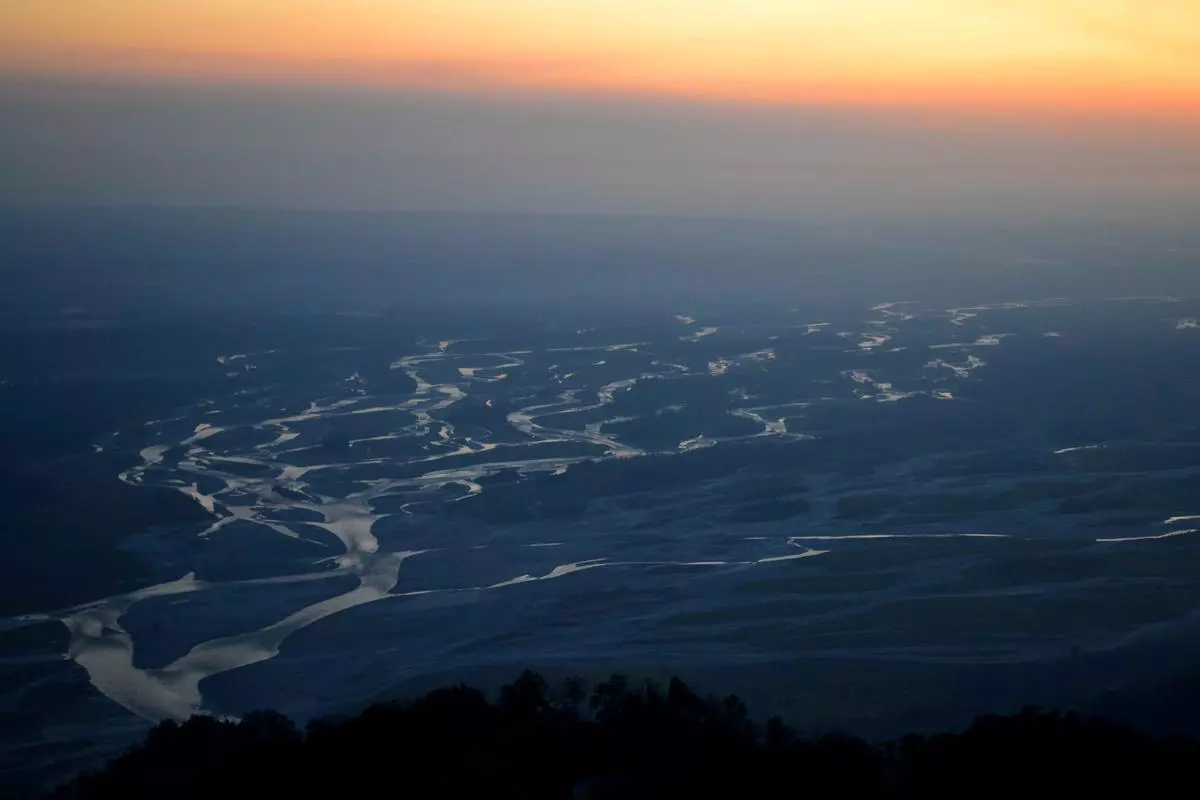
left=51, top=671, right=1199, bottom=798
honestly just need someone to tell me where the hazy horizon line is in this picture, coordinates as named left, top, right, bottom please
left=5, top=202, right=1197, bottom=233
left=3, top=68, right=1199, bottom=124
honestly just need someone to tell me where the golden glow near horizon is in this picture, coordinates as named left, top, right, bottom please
left=3, top=1, right=1199, bottom=111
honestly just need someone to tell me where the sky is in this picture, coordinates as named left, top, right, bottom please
left=4, top=1, right=1200, bottom=111
left=1, top=1, right=1197, bottom=219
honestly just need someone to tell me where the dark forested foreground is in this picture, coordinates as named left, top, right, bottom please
left=50, top=671, right=1199, bottom=799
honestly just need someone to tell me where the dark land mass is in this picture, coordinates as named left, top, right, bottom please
left=49, top=671, right=1200, bottom=799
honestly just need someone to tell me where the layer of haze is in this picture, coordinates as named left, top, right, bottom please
left=1, top=80, right=1197, bottom=224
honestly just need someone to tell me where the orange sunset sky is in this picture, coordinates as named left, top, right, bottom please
left=3, top=1, right=1199, bottom=113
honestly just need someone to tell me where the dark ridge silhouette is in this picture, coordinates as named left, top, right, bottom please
left=48, top=671, right=1199, bottom=799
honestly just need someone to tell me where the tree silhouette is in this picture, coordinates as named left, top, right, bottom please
left=46, top=672, right=1200, bottom=799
